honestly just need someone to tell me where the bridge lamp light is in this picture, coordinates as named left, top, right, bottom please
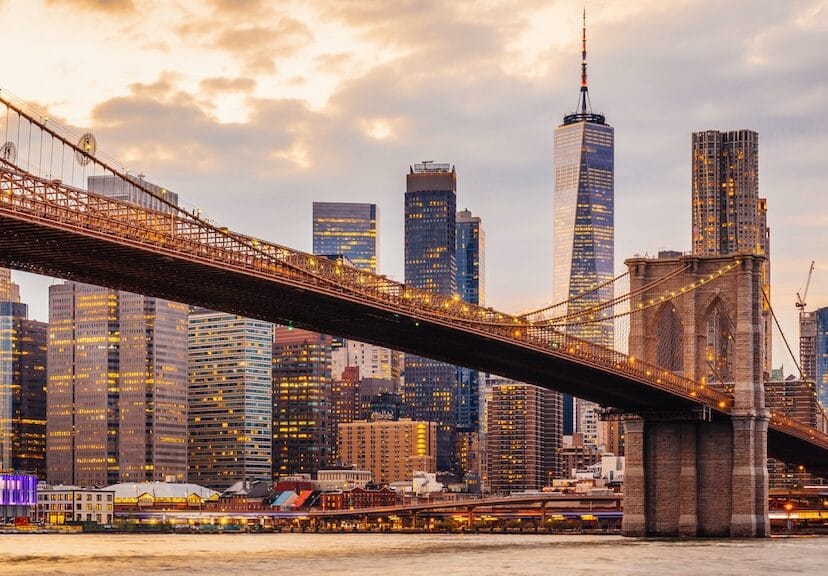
left=718, top=400, right=727, bottom=409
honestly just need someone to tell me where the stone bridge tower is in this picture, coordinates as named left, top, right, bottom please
left=622, top=253, right=769, bottom=537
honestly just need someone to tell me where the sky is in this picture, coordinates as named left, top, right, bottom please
left=0, top=0, right=826, bottom=371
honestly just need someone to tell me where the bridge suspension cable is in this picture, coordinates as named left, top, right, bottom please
left=527, top=261, right=740, bottom=330
left=761, top=287, right=828, bottom=431
left=0, top=87, right=339, bottom=282
left=518, top=270, right=629, bottom=319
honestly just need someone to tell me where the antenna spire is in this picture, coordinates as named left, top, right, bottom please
left=579, top=8, right=590, bottom=116
left=563, top=8, right=605, bottom=125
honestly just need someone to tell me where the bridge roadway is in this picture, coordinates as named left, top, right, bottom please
left=0, top=166, right=826, bottom=474
left=309, top=493, right=621, bottom=518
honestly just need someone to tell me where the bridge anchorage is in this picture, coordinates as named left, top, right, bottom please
left=0, top=89, right=826, bottom=538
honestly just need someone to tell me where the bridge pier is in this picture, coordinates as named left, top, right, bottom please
left=621, top=413, right=769, bottom=537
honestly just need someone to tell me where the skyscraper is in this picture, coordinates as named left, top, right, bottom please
left=312, top=202, right=378, bottom=273
left=691, top=129, right=771, bottom=373
left=801, top=310, right=818, bottom=384
left=405, top=163, right=457, bottom=295
left=188, top=310, right=273, bottom=490
left=48, top=283, right=188, bottom=485
left=0, top=270, right=47, bottom=478
left=272, top=326, right=332, bottom=477
left=456, top=209, right=485, bottom=306
left=553, top=13, right=613, bottom=436
left=456, top=209, right=485, bottom=432
left=313, top=201, right=400, bottom=386
left=801, top=307, right=828, bottom=408
left=404, top=162, right=458, bottom=471
left=486, top=381, right=561, bottom=493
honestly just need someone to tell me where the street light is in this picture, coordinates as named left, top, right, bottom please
left=784, top=501, right=794, bottom=534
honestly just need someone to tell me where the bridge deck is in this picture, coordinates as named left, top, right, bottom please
left=0, top=166, right=826, bottom=474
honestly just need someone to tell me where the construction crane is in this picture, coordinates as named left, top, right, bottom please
left=795, top=261, right=815, bottom=312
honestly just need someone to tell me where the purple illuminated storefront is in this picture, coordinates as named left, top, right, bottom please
left=0, top=474, right=37, bottom=519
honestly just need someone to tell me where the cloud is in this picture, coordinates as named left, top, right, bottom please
left=199, top=77, right=257, bottom=95
left=178, top=16, right=314, bottom=75
left=314, top=53, right=354, bottom=76
left=46, top=0, right=135, bottom=13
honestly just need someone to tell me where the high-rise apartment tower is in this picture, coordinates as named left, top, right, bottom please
left=691, top=129, right=771, bottom=374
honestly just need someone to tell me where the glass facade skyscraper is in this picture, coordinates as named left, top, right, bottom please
left=553, top=16, right=613, bottom=438
left=553, top=120, right=614, bottom=346
left=0, top=271, right=47, bottom=478
left=272, top=326, right=332, bottom=476
left=404, top=163, right=458, bottom=471
left=456, top=210, right=485, bottom=433
left=801, top=306, right=828, bottom=409
left=48, top=283, right=188, bottom=485
left=312, top=202, right=378, bottom=273
left=405, top=164, right=457, bottom=295
left=188, top=310, right=273, bottom=490
left=456, top=209, right=485, bottom=306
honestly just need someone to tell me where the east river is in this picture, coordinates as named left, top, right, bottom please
left=0, top=533, right=826, bottom=576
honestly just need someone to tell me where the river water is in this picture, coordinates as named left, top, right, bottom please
left=0, top=534, right=825, bottom=576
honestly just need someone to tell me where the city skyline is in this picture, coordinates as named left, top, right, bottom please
left=2, top=0, right=827, bottom=371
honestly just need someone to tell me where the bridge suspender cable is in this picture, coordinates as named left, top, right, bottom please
left=761, top=287, right=828, bottom=426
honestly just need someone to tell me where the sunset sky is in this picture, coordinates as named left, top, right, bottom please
left=1, top=0, right=827, bottom=369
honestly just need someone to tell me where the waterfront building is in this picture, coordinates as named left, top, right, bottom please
left=105, top=481, right=218, bottom=512
left=35, top=485, right=115, bottom=525
left=553, top=16, right=613, bottom=438
left=691, top=129, right=771, bottom=374
left=486, top=382, right=561, bottom=493
left=338, top=418, right=437, bottom=484
left=0, top=270, right=47, bottom=478
left=272, top=326, right=332, bottom=477
left=188, top=310, right=273, bottom=490
left=0, top=473, right=37, bottom=520
left=404, top=162, right=458, bottom=471
left=316, top=468, right=372, bottom=491
left=47, top=282, right=188, bottom=486
left=559, top=433, right=602, bottom=479
left=319, top=486, right=398, bottom=510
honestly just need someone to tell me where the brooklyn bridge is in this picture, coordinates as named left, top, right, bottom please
left=0, top=91, right=826, bottom=537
